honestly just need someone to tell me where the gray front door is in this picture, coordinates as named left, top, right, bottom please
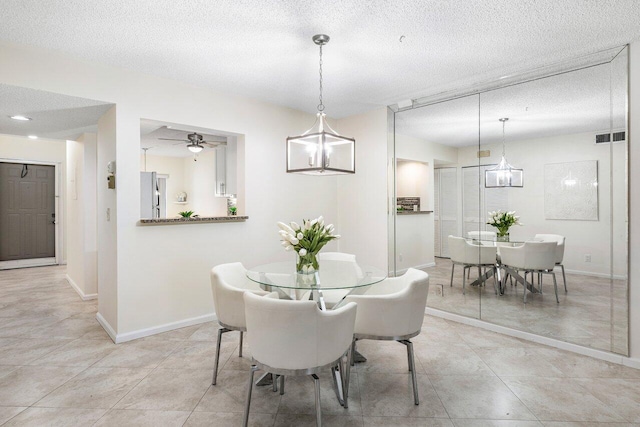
left=0, top=162, right=56, bottom=261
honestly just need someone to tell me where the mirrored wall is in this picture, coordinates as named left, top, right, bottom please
left=389, top=46, right=629, bottom=355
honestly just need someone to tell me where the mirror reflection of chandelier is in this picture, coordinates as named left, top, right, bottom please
left=286, top=34, right=356, bottom=175
left=485, top=118, right=524, bottom=188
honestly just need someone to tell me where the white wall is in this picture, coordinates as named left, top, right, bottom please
left=629, top=42, right=640, bottom=361
left=0, top=133, right=67, bottom=263
left=394, top=133, right=458, bottom=271
left=182, top=150, right=227, bottom=217
left=457, top=131, right=625, bottom=277
left=0, top=41, right=339, bottom=338
left=335, top=108, right=389, bottom=268
left=66, top=133, right=97, bottom=299
left=97, top=107, right=118, bottom=332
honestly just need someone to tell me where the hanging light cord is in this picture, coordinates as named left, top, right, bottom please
left=318, top=44, right=324, bottom=112
left=501, top=119, right=506, bottom=157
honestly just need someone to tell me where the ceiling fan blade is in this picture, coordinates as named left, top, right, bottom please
left=201, top=142, right=220, bottom=147
left=158, top=137, right=188, bottom=142
left=172, top=141, right=188, bottom=146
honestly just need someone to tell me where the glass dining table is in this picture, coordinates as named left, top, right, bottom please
left=246, top=259, right=387, bottom=310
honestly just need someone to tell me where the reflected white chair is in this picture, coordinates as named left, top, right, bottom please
left=467, top=230, right=497, bottom=245
left=499, top=241, right=559, bottom=303
left=242, top=292, right=356, bottom=427
left=314, top=252, right=363, bottom=308
left=448, top=236, right=498, bottom=294
left=210, top=262, right=271, bottom=385
left=534, top=234, right=567, bottom=292
left=343, top=268, right=429, bottom=405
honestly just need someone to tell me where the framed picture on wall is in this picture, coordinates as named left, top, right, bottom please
left=544, top=160, right=598, bottom=221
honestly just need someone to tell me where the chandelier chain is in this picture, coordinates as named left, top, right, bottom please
left=318, top=44, right=324, bottom=112
left=502, top=119, right=506, bottom=157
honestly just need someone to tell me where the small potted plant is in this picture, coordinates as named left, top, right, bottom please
left=179, top=210, right=195, bottom=218
left=228, top=206, right=237, bottom=216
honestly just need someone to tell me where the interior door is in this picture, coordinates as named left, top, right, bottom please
left=0, top=162, right=56, bottom=261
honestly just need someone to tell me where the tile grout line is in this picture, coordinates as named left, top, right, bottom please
left=88, top=338, right=186, bottom=426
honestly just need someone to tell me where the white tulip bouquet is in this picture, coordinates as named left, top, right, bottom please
left=277, top=216, right=340, bottom=273
left=487, top=210, right=522, bottom=237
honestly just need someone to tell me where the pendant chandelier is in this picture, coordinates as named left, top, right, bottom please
left=286, top=34, right=355, bottom=175
left=485, top=118, right=523, bottom=188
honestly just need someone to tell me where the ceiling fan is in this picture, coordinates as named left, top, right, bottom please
left=159, top=132, right=226, bottom=153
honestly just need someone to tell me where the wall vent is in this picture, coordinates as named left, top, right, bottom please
left=595, top=131, right=625, bottom=144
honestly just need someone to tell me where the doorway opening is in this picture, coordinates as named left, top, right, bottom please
left=0, top=160, right=59, bottom=269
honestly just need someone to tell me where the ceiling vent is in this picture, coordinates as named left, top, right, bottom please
left=595, top=131, right=625, bottom=144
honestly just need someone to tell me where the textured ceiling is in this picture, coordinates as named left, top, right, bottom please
left=396, top=57, right=627, bottom=146
left=0, top=84, right=113, bottom=140
left=1, top=1, right=640, bottom=118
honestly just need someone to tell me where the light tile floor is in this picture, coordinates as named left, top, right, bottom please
left=1, top=265, right=639, bottom=426
left=424, top=258, right=628, bottom=354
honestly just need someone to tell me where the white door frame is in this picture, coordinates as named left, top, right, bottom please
left=0, top=157, right=62, bottom=270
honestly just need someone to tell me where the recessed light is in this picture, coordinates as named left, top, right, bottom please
left=10, top=115, right=32, bottom=121
left=28, top=135, right=38, bottom=139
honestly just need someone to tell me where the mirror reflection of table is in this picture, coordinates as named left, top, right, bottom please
left=457, top=236, right=543, bottom=295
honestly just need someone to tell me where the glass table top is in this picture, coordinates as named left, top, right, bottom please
left=246, top=260, right=387, bottom=290
left=461, top=235, right=543, bottom=245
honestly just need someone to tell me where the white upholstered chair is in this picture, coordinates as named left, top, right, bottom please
left=313, top=252, right=363, bottom=308
left=342, top=268, right=429, bottom=405
left=467, top=230, right=497, bottom=245
left=499, top=241, right=559, bottom=303
left=210, top=262, right=271, bottom=385
left=242, top=292, right=357, bottom=427
left=534, top=234, right=567, bottom=292
left=448, top=236, right=498, bottom=294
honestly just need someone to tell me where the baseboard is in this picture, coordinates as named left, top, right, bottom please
left=563, top=268, right=626, bottom=281
left=113, top=313, right=217, bottom=344
left=96, top=312, right=117, bottom=343
left=394, top=262, right=436, bottom=275
left=425, top=307, right=637, bottom=368
left=0, top=257, right=56, bottom=270
left=65, top=274, right=98, bottom=301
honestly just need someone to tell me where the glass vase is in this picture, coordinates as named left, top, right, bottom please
left=296, top=252, right=319, bottom=274
left=496, top=233, right=510, bottom=242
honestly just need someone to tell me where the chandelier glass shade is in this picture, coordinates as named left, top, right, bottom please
left=485, top=118, right=523, bottom=188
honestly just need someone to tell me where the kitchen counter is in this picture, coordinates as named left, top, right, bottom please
left=397, top=210, right=433, bottom=215
left=138, top=216, right=248, bottom=225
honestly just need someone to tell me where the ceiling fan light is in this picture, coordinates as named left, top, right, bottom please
left=187, top=143, right=203, bottom=153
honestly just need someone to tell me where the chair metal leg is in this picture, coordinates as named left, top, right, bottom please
left=450, top=264, right=455, bottom=287
left=343, top=345, right=353, bottom=407
left=242, top=365, right=258, bottom=427
left=350, top=338, right=357, bottom=367
left=312, top=374, right=322, bottom=427
left=560, top=264, right=567, bottom=292
left=552, top=272, right=559, bottom=303
left=239, top=331, right=243, bottom=358
left=272, top=374, right=278, bottom=392
left=212, top=327, right=230, bottom=385
left=407, top=341, right=419, bottom=405
left=462, top=267, right=466, bottom=295
left=493, top=267, right=498, bottom=295
left=538, top=272, right=543, bottom=294
left=523, top=272, right=528, bottom=304
left=279, top=374, right=285, bottom=395
left=399, top=340, right=419, bottom=405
